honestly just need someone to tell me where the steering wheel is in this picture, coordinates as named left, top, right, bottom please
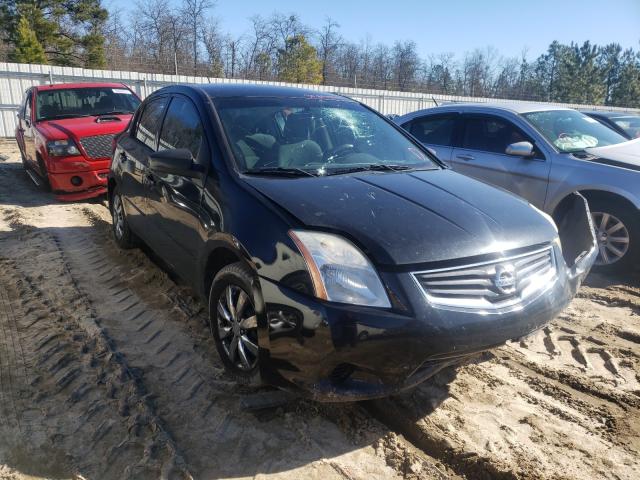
left=324, top=144, right=354, bottom=162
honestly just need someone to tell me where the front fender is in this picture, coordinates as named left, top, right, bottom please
left=554, top=192, right=598, bottom=289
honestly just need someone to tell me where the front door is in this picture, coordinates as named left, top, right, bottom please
left=18, top=91, right=37, bottom=169
left=146, top=95, right=208, bottom=281
left=451, top=114, right=550, bottom=208
left=118, top=95, right=169, bottom=232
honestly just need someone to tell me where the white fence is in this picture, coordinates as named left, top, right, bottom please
left=1, top=61, right=639, bottom=137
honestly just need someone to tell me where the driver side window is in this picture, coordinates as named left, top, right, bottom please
left=462, top=115, right=543, bottom=159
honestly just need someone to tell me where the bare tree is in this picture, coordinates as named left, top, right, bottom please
left=317, top=17, right=341, bottom=85
left=181, top=0, right=214, bottom=74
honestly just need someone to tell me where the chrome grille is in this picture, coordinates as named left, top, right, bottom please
left=80, top=134, right=116, bottom=159
left=412, top=246, right=556, bottom=312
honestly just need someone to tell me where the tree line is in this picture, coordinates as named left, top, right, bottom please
left=2, top=0, right=640, bottom=107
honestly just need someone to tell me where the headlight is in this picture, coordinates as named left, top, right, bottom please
left=47, top=139, right=81, bottom=157
left=289, top=230, right=391, bottom=308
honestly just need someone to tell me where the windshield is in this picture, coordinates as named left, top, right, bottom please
left=213, top=96, right=438, bottom=175
left=522, top=110, right=628, bottom=152
left=36, top=87, right=141, bottom=121
left=611, top=115, right=640, bottom=139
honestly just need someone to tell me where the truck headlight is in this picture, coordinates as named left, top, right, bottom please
left=47, top=139, right=81, bottom=157
left=289, top=230, right=391, bottom=308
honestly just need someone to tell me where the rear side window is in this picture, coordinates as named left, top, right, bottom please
left=408, top=115, right=456, bottom=146
left=462, top=116, right=533, bottom=154
left=158, top=96, right=204, bottom=160
left=135, top=97, right=168, bottom=150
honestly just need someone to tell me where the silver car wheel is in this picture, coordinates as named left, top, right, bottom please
left=217, top=285, right=259, bottom=371
left=112, top=195, right=125, bottom=240
left=592, top=211, right=630, bottom=266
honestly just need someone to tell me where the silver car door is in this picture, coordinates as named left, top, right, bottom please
left=451, top=114, right=551, bottom=208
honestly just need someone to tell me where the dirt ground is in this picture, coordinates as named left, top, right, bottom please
left=0, top=138, right=638, bottom=480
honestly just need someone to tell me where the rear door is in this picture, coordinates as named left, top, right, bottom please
left=451, top=114, right=550, bottom=208
left=146, top=94, right=208, bottom=280
left=116, top=95, right=169, bottom=232
left=401, top=113, right=458, bottom=164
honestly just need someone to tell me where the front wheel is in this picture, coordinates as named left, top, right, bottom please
left=590, top=198, right=640, bottom=273
left=209, top=263, right=262, bottom=385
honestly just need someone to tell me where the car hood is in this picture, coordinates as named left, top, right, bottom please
left=585, top=138, right=640, bottom=170
left=36, top=114, right=132, bottom=142
left=243, top=169, right=558, bottom=266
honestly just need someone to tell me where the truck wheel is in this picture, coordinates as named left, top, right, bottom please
left=589, top=198, right=639, bottom=273
left=110, top=186, right=138, bottom=249
left=36, top=155, right=51, bottom=191
left=209, top=262, right=262, bottom=385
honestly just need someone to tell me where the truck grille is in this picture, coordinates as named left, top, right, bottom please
left=80, top=134, right=116, bottom=160
left=412, top=246, right=556, bottom=312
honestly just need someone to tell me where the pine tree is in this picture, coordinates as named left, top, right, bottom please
left=2, top=0, right=108, bottom=68
left=277, top=35, right=322, bottom=84
left=9, top=15, right=47, bottom=64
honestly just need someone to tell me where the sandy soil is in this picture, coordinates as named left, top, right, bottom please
left=0, top=138, right=638, bottom=479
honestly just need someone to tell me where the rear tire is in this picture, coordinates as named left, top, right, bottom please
left=110, top=186, right=138, bottom=249
left=209, top=262, right=262, bottom=386
left=589, top=198, right=640, bottom=273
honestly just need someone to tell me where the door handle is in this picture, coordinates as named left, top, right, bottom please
left=456, top=154, right=475, bottom=161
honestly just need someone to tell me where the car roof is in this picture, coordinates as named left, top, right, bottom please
left=581, top=110, right=640, bottom=118
left=425, top=102, right=572, bottom=114
left=158, top=83, right=351, bottom=100
left=33, top=82, right=130, bottom=91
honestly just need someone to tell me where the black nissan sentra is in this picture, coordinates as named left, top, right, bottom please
left=108, top=84, right=597, bottom=401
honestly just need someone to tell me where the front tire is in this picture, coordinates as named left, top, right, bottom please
left=209, top=263, right=262, bottom=385
left=589, top=198, right=640, bottom=273
left=110, top=186, right=138, bottom=249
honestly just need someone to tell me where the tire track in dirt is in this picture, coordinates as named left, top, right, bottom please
left=0, top=234, right=191, bottom=479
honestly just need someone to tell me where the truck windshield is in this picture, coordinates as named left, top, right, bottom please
left=36, top=87, right=141, bottom=121
left=214, top=96, right=438, bottom=176
left=523, top=110, right=628, bottom=152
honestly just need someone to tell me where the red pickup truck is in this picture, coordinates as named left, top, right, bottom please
left=15, top=82, right=141, bottom=201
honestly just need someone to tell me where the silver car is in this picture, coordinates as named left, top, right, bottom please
left=396, top=103, right=640, bottom=272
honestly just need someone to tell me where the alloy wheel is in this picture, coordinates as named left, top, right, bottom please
left=592, top=211, right=630, bottom=266
left=216, top=285, right=259, bottom=371
left=112, top=195, right=125, bottom=240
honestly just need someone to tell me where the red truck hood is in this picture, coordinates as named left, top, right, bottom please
left=35, top=114, right=132, bottom=142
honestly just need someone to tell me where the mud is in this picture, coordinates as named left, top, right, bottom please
left=0, top=138, right=638, bottom=479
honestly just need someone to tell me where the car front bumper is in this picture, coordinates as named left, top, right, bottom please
left=47, top=157, right=109, bottom=201
left=257, top=195, right=597, bottom=401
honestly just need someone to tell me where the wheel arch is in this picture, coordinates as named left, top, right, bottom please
left=202, top=243, right=256, bottom=301
left=552, top=189, right=640, bottom=222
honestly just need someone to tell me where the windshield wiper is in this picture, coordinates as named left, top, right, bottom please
left=244, top=167, right=316, bottom=177
left=325, top=164, right=414, bottom=175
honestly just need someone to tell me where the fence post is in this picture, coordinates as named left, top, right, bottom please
left=49, top=70, right=53, bottom=85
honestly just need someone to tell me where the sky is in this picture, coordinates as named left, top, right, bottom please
left=106, top=0, right=640, bottom=60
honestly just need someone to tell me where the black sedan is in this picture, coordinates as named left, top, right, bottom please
left=108, top=84, right=597, bottom=401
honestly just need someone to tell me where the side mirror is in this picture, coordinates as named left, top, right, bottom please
left=149, top=148, right=200, bottom=178
left=505, top=141, right=535, bottom=157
